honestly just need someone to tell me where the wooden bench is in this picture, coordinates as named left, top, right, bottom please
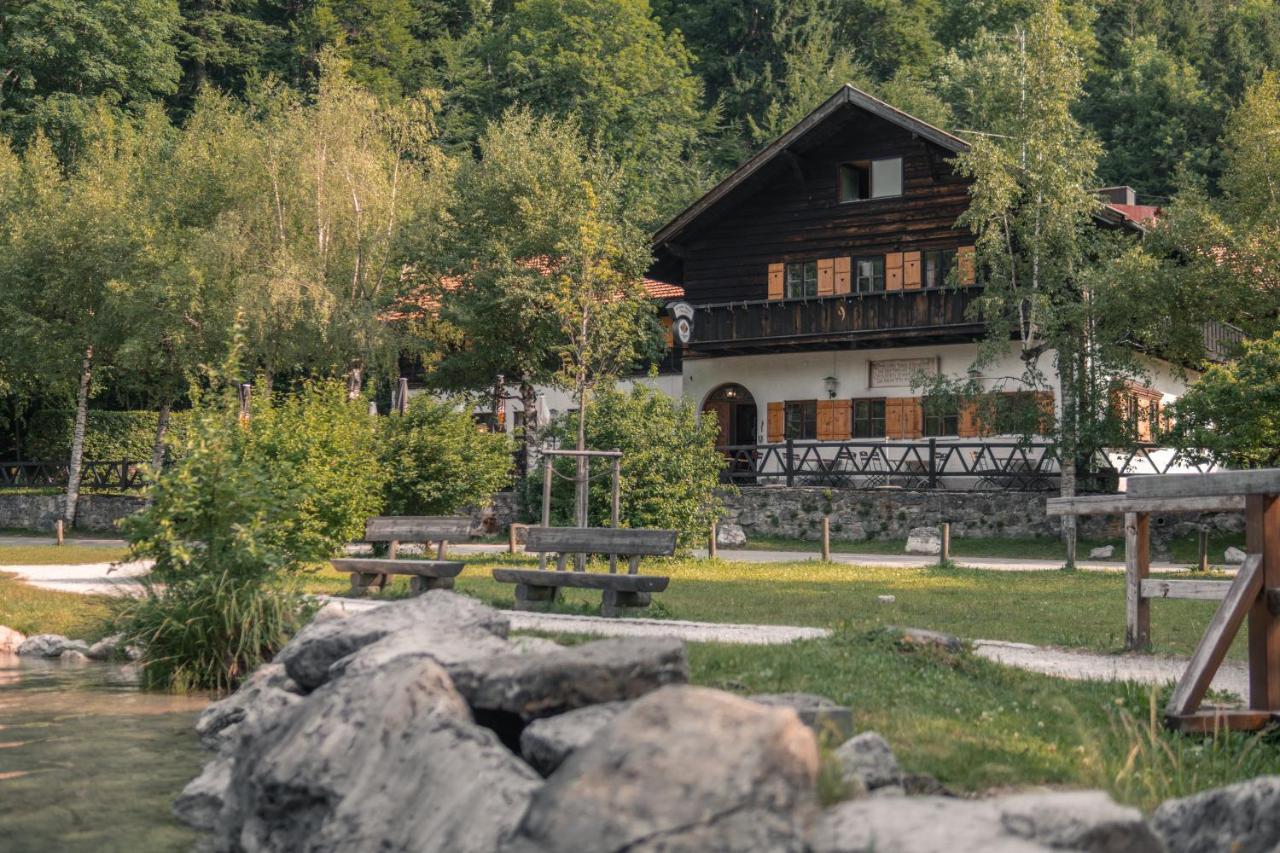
left=332, top=516, right=471, bottom=595
left=492, top=526, right=677, bottom=616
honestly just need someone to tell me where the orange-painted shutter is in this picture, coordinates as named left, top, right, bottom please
left=885, top=398, right=907, bottom=439
left=767, top=402, right=785, bottom=442
left=833, top=399, right=852, bottom=439
left=768, top=263, right=784, bottom=299
left=906, top=397, right=923, bottom=439
left=886, top=252, right=904, bottom=291
left=957, top=246, right=976, bottom=285
left=903, top=251, right=921, bottom=289
left=660, top=316, right=674, bottom=349
left=816, top=399, right=835, bottom=439
left=958, top=401, right=980, bottom=438
left=817, top=259, right=834, bottom=296
left=1035, top=391, right=1055, bottom=435
left=834, top=257, right=852, bottom=294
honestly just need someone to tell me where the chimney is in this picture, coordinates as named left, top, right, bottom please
left=1096, top=186, right=1136, bottom=206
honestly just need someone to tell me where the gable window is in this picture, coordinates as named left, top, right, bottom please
left=852, top=399, right=886, bottom=438
left=785, top=261, right=818, bottom=298
left=923, top=249, right=957, bottom=288
left=855, top=256, right=885, bottom=293
left=785, top=400, right=817, bottom=440
left=838, top=158, right=903, bottom=202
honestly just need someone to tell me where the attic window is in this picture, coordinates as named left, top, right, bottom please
left=839, top=158, right=903, bottom=202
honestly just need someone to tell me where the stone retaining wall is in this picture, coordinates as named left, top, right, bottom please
left=719, top=486, right=1245, bottom=549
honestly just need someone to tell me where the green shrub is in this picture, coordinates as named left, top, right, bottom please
left=114, top=380, right=384, bottom=692
left=533, top=384, right=725, bottom=549
left=380, top=396, right=513, bottom=515
left=24, top=409, right=192, bottom=461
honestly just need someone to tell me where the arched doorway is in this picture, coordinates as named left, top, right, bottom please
left=703, top=384, right=757, bottom=448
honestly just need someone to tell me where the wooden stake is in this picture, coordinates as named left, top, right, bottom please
left=1197, top=528, right=1209, bottom=572
left=939, top=522, right=950, bottom=565
left=509, top=524, right=519, bottom=555
left=821, top=517, right=831, bottom=562
left=709, top=520, right=718, bottom=560
left=55, top=519, right=64, bottom=546
left=1125, top=512, right=1151, bottom=651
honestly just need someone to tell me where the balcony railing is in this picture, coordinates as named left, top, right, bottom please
left=687, top=288, right=985, bottom=352
left=716, top=439, right=1217, bottom=492
left=0, top=460, right=149, bottom=491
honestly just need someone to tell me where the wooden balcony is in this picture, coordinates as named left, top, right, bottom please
left=686, top=287, right=985, bottom=354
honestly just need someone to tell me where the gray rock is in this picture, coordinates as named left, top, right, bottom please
left=448, top=637, right=689, bottom=720
left=748, top=692, right=854, bottom=742
left=519, top=701, right=630, bottom=776
left=0, top=625, right=26, bottom=653
left=886, top=626, right=964, bottom=653
left=86, top=633, right=125, bottom=661
left=59, top=648, right=90, bottom=663
left=1225, top=546, right=1248, bottom=565
left=1151, top=775, right=1280, bottom=853
left=505, top=685, right=819, bottom=852
left=218, top=658, right=540, bottom=853
left=716, top=522, right=748, bottom=548
left=813, top=790, right=1159, bottom=853
left=274, top=590, right=508, bottom=690
left=905, top=527, right=941, bottom=556
left=327, top=623, right=514, bottom=683
left=173, top=756, right=232, bottom=832
left=17, top=634, right=88, bottom=658
left=1089, top=545, right=1115, bottom=560
left=877, top=595, right=896, bottom=605
left=195, top=662, right=304, bottom=752
left=835, top=732, right=903, bottom=791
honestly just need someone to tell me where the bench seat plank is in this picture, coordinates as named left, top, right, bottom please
left=492, top=568, right=669, bottom=592
left=1046, top=494, right=1246, bottom=516
left=331, top=558, right=465, bottom=578
left=1140, top=578, right=1231, bottom=601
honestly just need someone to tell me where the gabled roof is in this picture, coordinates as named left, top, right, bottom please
left=652, top=84, right=969, bottom=248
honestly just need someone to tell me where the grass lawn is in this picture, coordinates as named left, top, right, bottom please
left=304, top=553, right=1234, bottom=658
left=0, top=543, right=129, bottom=565
left=739, top=531, right=1247, bottom=567
left=0, top=572, right=112, bottom=638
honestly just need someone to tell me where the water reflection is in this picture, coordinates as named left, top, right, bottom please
left=0, top=653, right=208, bottom=853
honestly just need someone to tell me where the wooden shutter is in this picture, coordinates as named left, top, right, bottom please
left=660, top=316, right=674, bottom=349
left=906, top=397, right=923, bottom=439
left=816, top=399, right=835, bottom=439
left=1034, top=391, right=1055, bottom=435
left=817, top=259, right=835, bottom=296
left=833, top=399, right=852, bottom=439
left=768, top=262, right=785, bottom=299
left=885, top=398, right=919, bottom=439
left=903, top=251, right=922, bottom=289
left=886, top=252, right=904, bottom=291
left=958, top=401, right=980, bottom=438
left=834, top=257, right=852, bottom=294
left=767, top=402, right=785, bottom=442
left=957, top=246, right=976, bottom=285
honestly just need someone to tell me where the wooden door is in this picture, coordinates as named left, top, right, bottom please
left=705, top=402, right=731, bottom=447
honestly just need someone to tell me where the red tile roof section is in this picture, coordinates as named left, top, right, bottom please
left=1106, top=204, right=1162, bottom=226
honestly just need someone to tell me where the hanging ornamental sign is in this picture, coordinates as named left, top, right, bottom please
left=667, top=301, right=694, bottom=345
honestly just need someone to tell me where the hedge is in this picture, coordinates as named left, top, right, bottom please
left=23, top=410, right=192, bottom=462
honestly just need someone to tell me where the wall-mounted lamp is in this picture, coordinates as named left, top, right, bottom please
left=823, top=375, right=839, bottom=399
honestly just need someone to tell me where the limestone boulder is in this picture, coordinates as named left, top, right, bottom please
left=327, top=622, right=514, bottom=683
left=1151, top=775, right=1280, bottom=853
left=749, top=692, right=854, bottom=742
left=274, top=590, right=508, bottom=690
left=504, top=685, right=819, bottom=852
left=16, top=634, right=88, bottom=658
left=716, top=522, right=748, bottom=548
left=86, top=633, right=129, bottom=661
left=0, top=625, right=26, bottom=653
left=1225, top=546, right=1247, bottom=565
left=905, top=527, right=941, bottom=556
left=812, top=790, right=1159, bottom=853
left=195, top=662, right=305, bottom=752
left=59, top=648, right=90, bottom=663
left=835, top=732, right=903, bottom=791
left=447, top=637, right=688, bottom=721
left=519, top=701, right=630, bottom=776
left=217, top=658, right=541, bottom=853
left=1089, top=545, right=1115, bottom=560
left=173, top=755, right=232, bottom=832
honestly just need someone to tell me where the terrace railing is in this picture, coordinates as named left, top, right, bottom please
left=0, top=460, right=149, bottom=491
left=716, top=439, right=1217, bottom=492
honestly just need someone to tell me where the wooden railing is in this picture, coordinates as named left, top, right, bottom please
left=688, top=288, right=984, bottom=350
left=0, top=460, right=149, bottom=491
left=716, top=439, right=1216, bottom=492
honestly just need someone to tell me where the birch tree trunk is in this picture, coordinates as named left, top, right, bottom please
left=64, top=345, right=93, bottom=527
left=150, top=400, right=171, bottom=473
left=1058, top=350, right=1078, bottom=568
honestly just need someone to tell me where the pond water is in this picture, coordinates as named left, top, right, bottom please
left=0, top=653, right=209, bottom=853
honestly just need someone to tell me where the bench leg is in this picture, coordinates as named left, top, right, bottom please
left=601, top=589, right=651, bottom=618
left=513, top=583, right=560, bottom=611
left=349, top=572, right=386, bottom=595
left=409, top=576, right=455, bottom=595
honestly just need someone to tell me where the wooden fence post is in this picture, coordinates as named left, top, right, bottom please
left=55, top=519, right=64, bottom=546
left=1197, top=528, right=1209, bottom=572
left=939, top=522, right=950, bottom=565
left=821, top=517, right=831, bottom=561
left=1125, top=511, right=1151, bottom=651
left=709, top=519, right=718, bottom=560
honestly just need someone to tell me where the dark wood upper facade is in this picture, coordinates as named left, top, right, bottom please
left=650, top=86, right=981, bottom=354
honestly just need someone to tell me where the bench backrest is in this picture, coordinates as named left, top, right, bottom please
left=525, top=526, right=677, bottom=557
left=365, top=516, right=472, bottom=543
